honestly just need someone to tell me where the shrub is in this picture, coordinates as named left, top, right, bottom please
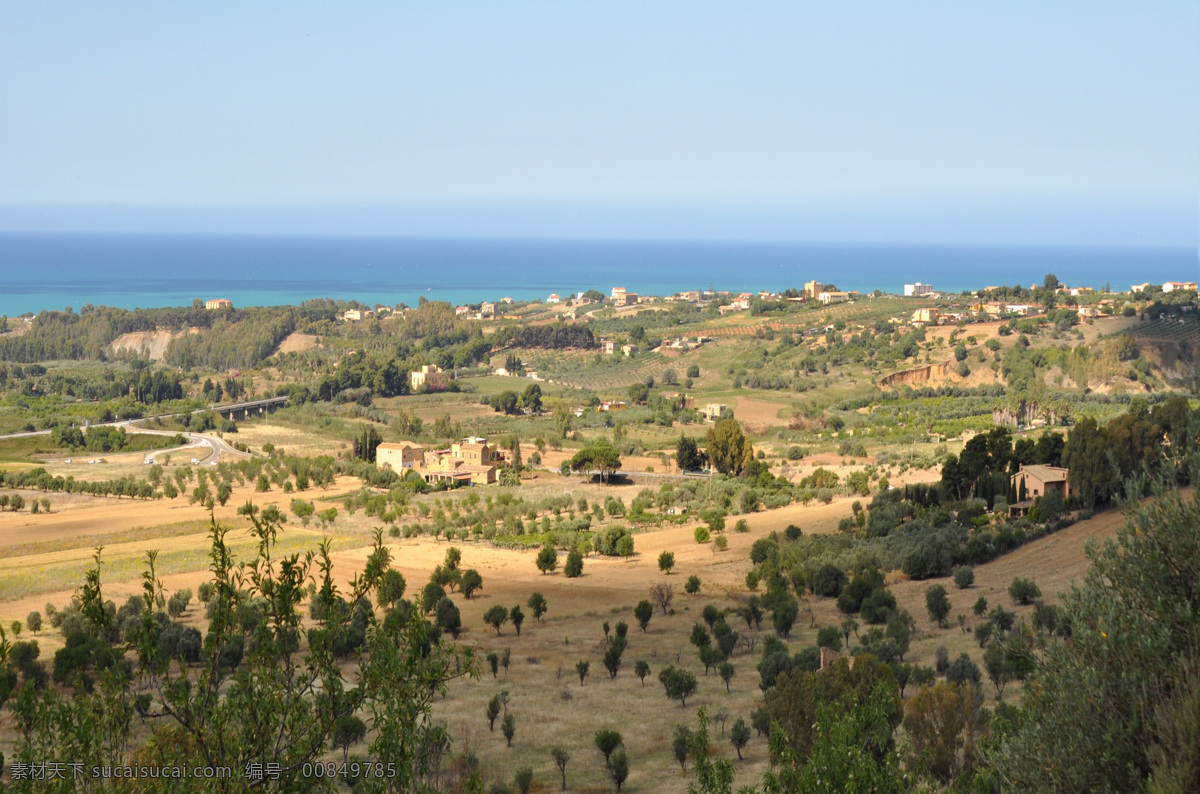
left=685, top=575, right=701, bottom=594
left=694, top=526, right=711, bottom=544
left=536, top=544, right=558, bottom=574
left=816, top=625, right=841, bottom=650
left=953, top=566, right=975, bottom=589
left=925, top=585, right=951, bottom=627
left=564, top=549, right=584, bottom=578
left=860, top=588, right=897, bottom=624
left=945, top=654, right=983, bottom=687
left=812, top=564, right=848, bottom=597
left=1009, top=577, right=1042, bottom=605
left=658, top=551, right=675, bottom=574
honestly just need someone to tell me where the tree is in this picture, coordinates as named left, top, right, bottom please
left=594, top=729, right=623, bottom=763
left=13, top=515, right=470, bottom=791
left=486, top=695, right=502, bottom=730
left=659, top=665, right=699, bottom=706
left=603, top=636, right=627, bottom=679
left=772, top=597, right=799, bottom=638
left=435, top=598, right=461, bottom=638
left=491, top=390, right=520, bottom=415
left=902, top=681, right=986, bottom=784
left=676, top=435, right=706, bottom=472
left=536, top=544, right=558, bottom=574
left=730, top=716, right=751, bottom=760
left=569, top=441, right=623, bottom=483
left=527, top=592, right=548, bottom=621
left=706, top=418, right=753, bottom=476
left=953, top=566, right=975, bottom=589
left=520, top=383, right=543, bottom=413
left=945, top=654, right=982, bottom=688
left=817, top=625, right=842, bottom=651
left=983, top=642, right=1013, bottom=698
left=672, top=725, right=693, bottom=771
left=26, top=610, right=42, bottom=634
left=576, top=660, right=589, bottom=685
left=616, top=535, right=634, bottom=560
left=1062, top=416, right=1118, bottom=509
left=650, top=583, right=675, bottom=615
left=372, top=570, right=404, bottom=609
left=510, top=605, right=525, bottom=636
left=925, top=585, right=951, bottom=627
left=634, top=600, right=654, bottom=632
left=658, top=550, right=675, bottom=574
left=1008, top=577, right=1042, bottom=605
left=502, top=712, right=516, bottom=747
left=607, top=748, right=629, bottom=792
left=514, top=767, right=534, bottom=794
left=551, top=398, right=573, bottom=439
left=551, top=746, right=570, bottom=791
left=635, top=660, right=650, bottom=685
left=484, top=605, right=509, bottom=635
left=564, top=549, right=584, bottom=578
left=718, top=661, right=736, bottom=693
left=460, top=569, right=483, bottom=599
left=685, top=575, right=701, bottom=594
left=841, top=616, right=859, bottom=647
left=332, top=714, right=367, bottom=764
left=422, top=582, right=447, bottom=614
left=694, top=526, right=711, bottom=544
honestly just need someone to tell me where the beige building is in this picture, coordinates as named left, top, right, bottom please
left=420, top=436, right=502, bottom=485
left=819, top=291, right=849, bottom=305
left=703, top=403, right=727, bottom=421
left=804, top=281, right=824, bottom=300
left=1009, top=464, right=1076, bottom=516
left=205, top=299, right=233, bottom=310
left=410, top=364, right=447, bottom=392
left=376, top=442, right=423, bottom=471
left=911, top=308, right=940, bottom=324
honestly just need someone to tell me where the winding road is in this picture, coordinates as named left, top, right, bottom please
left=0, top=401, right=267, bottom=465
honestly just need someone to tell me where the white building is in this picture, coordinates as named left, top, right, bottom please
left=904, top=282, right=935, bottom=297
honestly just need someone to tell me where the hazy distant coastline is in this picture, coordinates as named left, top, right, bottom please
left=1, top=232, right=1194, bottom=316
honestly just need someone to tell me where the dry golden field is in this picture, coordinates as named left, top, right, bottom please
left=0, top=453, right=1128, bottom=791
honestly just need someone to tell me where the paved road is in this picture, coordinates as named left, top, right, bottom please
left=0, top=405, right=261, bottom=465
left=117, top=422, right=251, bottom=465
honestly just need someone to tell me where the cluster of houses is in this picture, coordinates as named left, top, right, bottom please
left=1133, top=281, right=1199, bottom=294
left=376, top=436, right=509, bottom=486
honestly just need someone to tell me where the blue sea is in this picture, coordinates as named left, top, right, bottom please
left=0, top=232, right=1196, bottom=316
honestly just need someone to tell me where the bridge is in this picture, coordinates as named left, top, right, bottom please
left=209, top=396, right=289, bottom=421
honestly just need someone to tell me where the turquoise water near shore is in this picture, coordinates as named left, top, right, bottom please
left=1, top=233, right=1195, bottom=315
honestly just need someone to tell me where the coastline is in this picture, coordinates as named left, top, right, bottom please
left=1, top=232, right=1195, bottom=316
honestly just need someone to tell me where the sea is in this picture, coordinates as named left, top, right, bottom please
left=0, top=232, right=1196, bottom=316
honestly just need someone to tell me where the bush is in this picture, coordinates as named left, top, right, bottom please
left=935, top=644, right=950, bottom=674
left=694, top=526, right=711, bottom=544
left=953, top=566, right=975, bottom=589
left=1009, top=577, right=1042, bottom=605
left=860, top=588, right=897, bottom=624
left=945, top=654, right=983, bottom=687
left=812, top=564, right=848, bottom=597
left=685, top=575, right=701, bottom=594
left=816, top=625, right=842, bottom=650
left=925, top=585, right=951, bottom=627
left=564, top=549, right=584, bottom=578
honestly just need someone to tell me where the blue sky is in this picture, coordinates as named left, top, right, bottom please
left=0, top=2, right=1196, bottom=245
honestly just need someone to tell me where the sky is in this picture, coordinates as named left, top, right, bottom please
left=0, top=2, right=1196, bottom=245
